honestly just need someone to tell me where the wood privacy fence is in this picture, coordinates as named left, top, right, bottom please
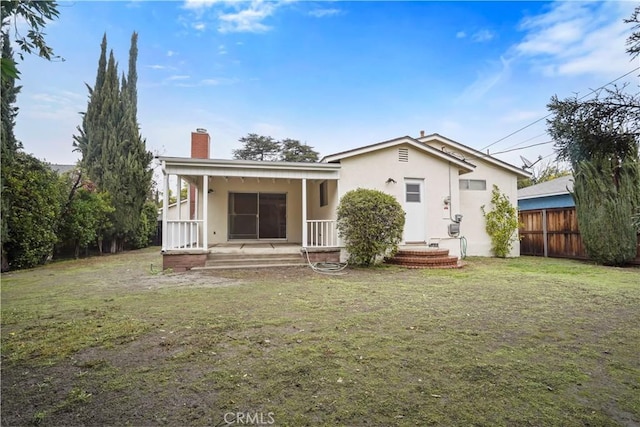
left=519, top=207, right=640, bottom=265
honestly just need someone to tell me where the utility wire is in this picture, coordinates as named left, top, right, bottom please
left=490, top=140, right=553, bottom=155
left=480, top=66, right=640, bottom=152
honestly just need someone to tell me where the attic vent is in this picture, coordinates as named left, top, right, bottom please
left=398, top=148, right=409, bottom=162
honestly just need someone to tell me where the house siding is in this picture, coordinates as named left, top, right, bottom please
left=336, top=144, right=463, bottom=257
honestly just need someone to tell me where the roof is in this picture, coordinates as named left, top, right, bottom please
left=417, top=133, right=531, bottom=179
left=156, top=156, right=341, bottom=180
left=518, top=175, right=574, bottom=200
left=320, top=135, right=475, bottom=173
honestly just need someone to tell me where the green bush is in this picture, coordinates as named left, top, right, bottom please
left=481, top=185, right=520, bottom=258
left=336, top=188, right=405, bottom=266
left=3, top=153, right=63, bottom=269
left=573, top=159, right=640, bottom=266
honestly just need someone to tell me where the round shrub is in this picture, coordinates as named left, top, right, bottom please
left=336, top=188, right=405, bottom=266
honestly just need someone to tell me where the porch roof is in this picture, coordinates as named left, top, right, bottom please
left=157, top=156, right=341, bottom=180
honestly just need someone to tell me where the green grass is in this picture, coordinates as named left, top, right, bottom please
left=2, top=249, right=639, bottom=426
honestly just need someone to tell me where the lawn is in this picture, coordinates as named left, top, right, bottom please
left=1, top=248, right=639, bottom=426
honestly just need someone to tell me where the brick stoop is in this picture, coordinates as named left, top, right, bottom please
left=386, top=248, right=462, bottom=269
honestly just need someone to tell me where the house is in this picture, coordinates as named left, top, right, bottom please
left=518, top=175, right=574, bottom=211
left=157, top=129, right=530, bottom=271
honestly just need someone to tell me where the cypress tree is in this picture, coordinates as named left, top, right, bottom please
left=73, top=34, right=108, bottom=185
left=74, top=32, right=152, bottom=252
left=1, top=31, right=21, bottom=271
left=572, top=158, right=640, bottom=265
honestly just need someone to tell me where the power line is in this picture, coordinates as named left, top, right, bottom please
left=500, top=132, right=547, bottom=152
left=490, top=140, right=553, bottom=155
left=480, top=66, right=640, bottom=152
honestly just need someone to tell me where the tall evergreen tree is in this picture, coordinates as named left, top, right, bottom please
left=1, top=30, right=22, bottom=271
left=73, top=32, right=152, bottom=252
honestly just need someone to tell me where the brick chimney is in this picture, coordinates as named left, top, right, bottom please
left=420, top=130, right=425, bottom=138
left=190, top=129, right=210, bottom=219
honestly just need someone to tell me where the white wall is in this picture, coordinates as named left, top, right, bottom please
left=165, top=200, right=189, bottom=220
left=457, top=161, right=520, bottom=257
left=336, top=144, right=464, bottom=258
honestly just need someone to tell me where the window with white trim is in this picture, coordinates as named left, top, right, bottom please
left=459, top=179, right=487, bottom=191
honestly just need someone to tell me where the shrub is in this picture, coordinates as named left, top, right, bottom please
left=3, top=153, right=63, bottom=269
left=336, top=188, right=405, bottom=266
left=573, top=159, right=640, bottom=266
left=481, top=185, right=520, bottom=258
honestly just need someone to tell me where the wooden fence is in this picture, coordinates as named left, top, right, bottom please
left=519, top=207, right=640, bottom=264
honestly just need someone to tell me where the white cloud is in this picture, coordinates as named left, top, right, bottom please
left=459, top=56, right=512, bottom=102
left=181, top=0, right=286, bottom=34
left=472, top=29, right=495, bottom=43
left=183, top=0, right=223, bottom=10
left=167, top=75, right=191, bottom=81
left=149, top=64, right=166, bottom=70
left=308, top=8, right=341, bottom=18
left=218, top=2, right=276, bottom=33
left=456, top=31, right=466, bottom=39
left=514, top=1, right=635, bottom=77
left=218, top=44, right=227, bottom=55
left=167, top=50, right=176, bottom=57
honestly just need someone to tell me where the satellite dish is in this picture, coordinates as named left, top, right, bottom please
left=520, top=155, right=533, bottom=169
left=520, top=155, right=543, bottom=169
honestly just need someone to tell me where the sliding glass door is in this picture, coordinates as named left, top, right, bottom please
left=228, top=193, right=287, bottom=240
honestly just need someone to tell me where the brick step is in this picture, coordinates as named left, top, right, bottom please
left=387, top=255, right=457, bottom=265
left=204, top=255, right=305, bottom=268
left=206, top=252, right=302, bottom=261
left=393, top=249, right=450, bottom=258
left=193, top=263, right=307, bottom=271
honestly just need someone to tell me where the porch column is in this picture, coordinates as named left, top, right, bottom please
left=176, top=175, right=182, bottom=220
left=302, top=178, right=307, bottom=248
left=203, top=175, right=209, bottom=250
left=162, top=170, right=169, bottom=251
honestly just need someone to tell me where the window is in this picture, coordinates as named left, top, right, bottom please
left=406, top=183, right=421, bottom=202
left=459, top=179, right=487, bottom=191
left=320, top=181, right=328, bottom=207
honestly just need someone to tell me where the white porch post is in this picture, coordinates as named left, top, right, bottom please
left=203, top=175, right=209, bottom=250
left=176, top=175, right=182, bottom=220
left=302, top=178, right=307, bottom=248
left=162, top=169, right=169, bottom=251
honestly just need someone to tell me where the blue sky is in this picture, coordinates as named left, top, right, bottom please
left=12, top=0, right=639, bottom=176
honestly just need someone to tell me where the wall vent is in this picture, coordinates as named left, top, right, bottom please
left=398, top=147, right=409, bottom=162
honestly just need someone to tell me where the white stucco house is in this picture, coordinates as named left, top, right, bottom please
left=158, top=129, right=529, bottom=270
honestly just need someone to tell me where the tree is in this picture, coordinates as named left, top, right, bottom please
left=625, top=5, right=640, bottom=59
left=481, top=185, right=520, bottom=258
left=1, top=31, right=21, bottom=271
left=547, top=86, right=640, bottom=265
left=280, top=139, right=319, bottom=162
left=336, top=188, right=405, bottom=266
left=1, top=0, right=61, bottom=82
left=232, top=134, right=280, bottom=161
left=57, top=179, right=114, bottom=258
left=548, top=88, right=639, bottom=169
left=572, top=159, right=639, bottom=266
left=73, top=32, right=153, bottom=252
left=3, top=153, right=64, bottom=269
left=232, top=134, right=320, bottom=162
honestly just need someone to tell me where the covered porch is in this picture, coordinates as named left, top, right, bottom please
left=158, top=156, right=342, bottom=270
